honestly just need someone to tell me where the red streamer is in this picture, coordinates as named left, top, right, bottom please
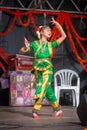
left=0, top=9, right=87, bottom=72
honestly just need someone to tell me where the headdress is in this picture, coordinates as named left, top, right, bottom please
left=36, top=26, right=43, bottom=39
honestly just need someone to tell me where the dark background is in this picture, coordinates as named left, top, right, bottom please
left=0, top=0, right=87, bottom=106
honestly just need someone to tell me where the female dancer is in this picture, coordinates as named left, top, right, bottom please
left=19, top=17, right=66, bottom=119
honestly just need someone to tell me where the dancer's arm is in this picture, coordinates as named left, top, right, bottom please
left=51, top=17, right=67, bottom=45
left=19, top=37, right=30, bottom=54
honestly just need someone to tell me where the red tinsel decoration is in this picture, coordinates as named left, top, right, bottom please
left=0, top=9, right=87, bottom=72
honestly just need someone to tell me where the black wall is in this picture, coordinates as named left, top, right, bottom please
left=0, top=10, right=87, bottom=106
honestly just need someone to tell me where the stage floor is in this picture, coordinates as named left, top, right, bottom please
left=0, top=105, right=86, bottom=130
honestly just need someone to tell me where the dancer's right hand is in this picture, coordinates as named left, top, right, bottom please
left=19, top=46, right=29, bottom=54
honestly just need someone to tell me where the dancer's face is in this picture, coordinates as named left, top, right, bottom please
left=41, top=26, right=52, bottom=39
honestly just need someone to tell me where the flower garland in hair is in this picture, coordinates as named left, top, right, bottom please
left=36, top=26, right=43, bottom=39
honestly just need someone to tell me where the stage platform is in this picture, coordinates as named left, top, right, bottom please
left=0, top=105, right=86, bottom=130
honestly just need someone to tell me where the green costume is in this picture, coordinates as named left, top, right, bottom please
left=28, top=40, right=60, bottom=111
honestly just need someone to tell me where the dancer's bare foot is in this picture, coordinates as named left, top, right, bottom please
left=52, top=110, right=63, bottom=118
left=33, top=112, right=39, bottom=119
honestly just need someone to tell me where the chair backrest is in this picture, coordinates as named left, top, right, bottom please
left=54, top=69, right=80, bottom=87
left=54, top=69, right=80, bottom=107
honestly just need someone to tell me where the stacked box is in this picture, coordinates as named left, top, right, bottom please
left=10, top=71, right=49, bottom=106
left=10, top=71, right=36, bottom=106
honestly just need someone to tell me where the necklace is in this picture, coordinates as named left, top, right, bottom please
left=39, top=40, right=47, bottom=52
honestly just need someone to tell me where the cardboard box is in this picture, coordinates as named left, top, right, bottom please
left=10, top=71, right=36, bottom=106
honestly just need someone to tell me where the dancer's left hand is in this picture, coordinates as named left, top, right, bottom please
left=50, top=17, right=58, bottom=25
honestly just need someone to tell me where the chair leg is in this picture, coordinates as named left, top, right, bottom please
left=72, top=90, right=76, bottom=107
left=57, top=90, right=60, bottom=103
left=55, top=87, right=58, bottom=99
left=76, top=93, right=79, bottom=107
left=55, top=87, right=60, bottom=103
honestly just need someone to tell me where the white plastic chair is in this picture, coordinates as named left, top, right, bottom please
left=54, top=69, right=80, bottom=107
